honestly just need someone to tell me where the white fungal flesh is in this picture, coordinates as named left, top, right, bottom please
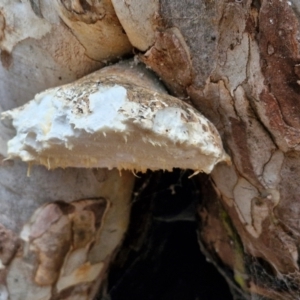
left=2, top=63, right=229, bottom=173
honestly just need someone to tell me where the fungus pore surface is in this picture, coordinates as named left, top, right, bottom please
left=2, top=62, right=229, bottom=173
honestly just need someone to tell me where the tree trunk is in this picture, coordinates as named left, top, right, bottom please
left=1, top=0, right=300, bottom=299
left=0, top=1, right=135, bottom=299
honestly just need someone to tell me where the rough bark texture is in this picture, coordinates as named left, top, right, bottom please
left=1, top=0, right=300, bottom=299
left=0, top=1, right=135, bottom=299
left=121, top=0, right=300, bottom=299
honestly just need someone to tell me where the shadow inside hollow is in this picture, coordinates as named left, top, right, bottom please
left=106, top=169, right=233, bottom=300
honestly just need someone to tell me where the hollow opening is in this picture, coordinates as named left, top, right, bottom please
left=105, top=169, right=233, bottom=300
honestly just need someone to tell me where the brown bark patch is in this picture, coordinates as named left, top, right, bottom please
left=0, top=50, right=12, bottom=69
left=229, top=117, right=264, bottom=189
left=222, top=192, right=298, bottom=274
left=0, top=223, right=19, bottom=266
left=275, top=152, right=300, bottom=240
left=260, top=90, right=300, bottom=149
left=159, top=0, right=222, bottom=89
left=141, top=27, right=193, bottom=99
left=84, top=199, right=107, bottom=230
left=59, top=0, right=107, bottom=23
left=198, top=186, right=236, bottom=271
left=259, top=0, right=300, bottom=129
left=187, top=84, right=222, bottom=132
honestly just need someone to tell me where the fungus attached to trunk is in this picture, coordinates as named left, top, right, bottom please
left=2, top=61, right=229, bottom=174
left=1, top=60, right=230, bottom=299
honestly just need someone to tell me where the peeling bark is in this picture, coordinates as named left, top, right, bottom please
left=0, top=2, right=135, bottom=299
left=112, top=0, right=300, bottom=299
left=1, top=0, right=300, bottom=299
left=0, top=161, right=134, bottom=299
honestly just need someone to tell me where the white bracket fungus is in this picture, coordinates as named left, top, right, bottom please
left=2, top=61, right=229, bottom=174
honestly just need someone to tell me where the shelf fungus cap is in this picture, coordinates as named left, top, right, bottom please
left=2, top=62, right=230, bottom=173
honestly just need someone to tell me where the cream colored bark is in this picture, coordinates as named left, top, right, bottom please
left=0, top=1, right=134, bottom=299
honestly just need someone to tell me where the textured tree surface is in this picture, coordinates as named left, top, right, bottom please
left=1, top=0, right=300, bottom=299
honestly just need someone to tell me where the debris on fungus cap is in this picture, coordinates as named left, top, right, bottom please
left=2, top=61, right=230, bottom=174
